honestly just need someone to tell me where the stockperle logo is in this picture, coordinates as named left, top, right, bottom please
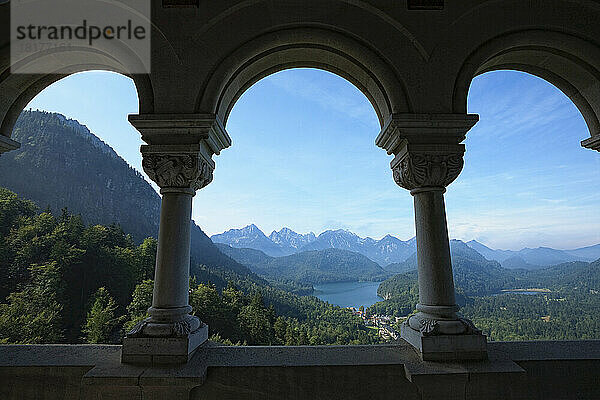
left=10, top=0, right=150, bottom=74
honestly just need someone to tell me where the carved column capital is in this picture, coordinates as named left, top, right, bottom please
left=376, top=113, right=477, bottom=191
left=141, top=145, right=214, bottom=192
left=129, top=114, right=231, bottom=193
left=391, top=145, right=465, bottom=191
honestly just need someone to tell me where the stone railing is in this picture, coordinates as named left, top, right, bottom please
left=1, top=340, right=600, bottom=399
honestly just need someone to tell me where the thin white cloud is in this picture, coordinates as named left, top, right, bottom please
left=267, top=70, right=379, bottom=129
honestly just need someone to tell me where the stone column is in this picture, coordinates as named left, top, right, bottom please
left=376, top=114, right=486, bottom=361
left=411, top=187, right=459, bottom=331
left=150, top=186, right=195, bottom=331
left=122, top=115, right=231, bottom=364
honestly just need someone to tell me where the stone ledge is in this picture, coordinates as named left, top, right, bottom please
left=0, top=344, right=121, bottom=367
left=401, top=323, right=488, bottom=361
left=121, top=325, right=208, bottom=365
left=488, top=340, right=600, bottom=360
left=1, top=340, right=600, bottom=399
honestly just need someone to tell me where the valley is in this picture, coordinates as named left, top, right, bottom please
left=213, top=222, right=600, bottom=342
left=2, top=110, right=600, bottom=346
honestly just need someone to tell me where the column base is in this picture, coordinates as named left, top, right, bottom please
left=401, top=321, right=487, bottom=361
left=121, top=324, right=208, bottom=365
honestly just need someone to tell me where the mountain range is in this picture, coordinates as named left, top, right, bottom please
left=212, top=229, right=520, bottom=288
left=212, top=225, right=416, bottom=265
left=269, top=227, right=317, bottom=255
left=466, top=240, right=600, bottom=269
left=378, top=242, right=600, bottom=301
left=212, top=224, right=600, bottom=270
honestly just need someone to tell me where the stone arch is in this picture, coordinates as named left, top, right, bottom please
left=196, top=26, right=413, bottom=128
left=193, top=0, right=429, bottom=61
left=452, top=29, right=600, bottom=150
left=0, top=44, right=154, bottom=139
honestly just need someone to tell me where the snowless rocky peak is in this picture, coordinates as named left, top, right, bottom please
left=269, top=227, right=317, bottom=250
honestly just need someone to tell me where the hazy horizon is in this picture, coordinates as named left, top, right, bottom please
left=210, top=222, right=599, bottom=252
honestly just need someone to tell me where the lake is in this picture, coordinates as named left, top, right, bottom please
left=312, top=281, right=384, bottom=309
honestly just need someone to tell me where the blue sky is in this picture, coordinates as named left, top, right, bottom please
left=25, top=69, right=600, bottom=250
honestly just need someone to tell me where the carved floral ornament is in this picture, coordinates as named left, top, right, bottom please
left=142, top=153, right=213, bottom=191
left=392, top=152, right=464, bottom=190
left=127, top=316, right=203, bottom=338
left=407, top=316, right=481, bottom=337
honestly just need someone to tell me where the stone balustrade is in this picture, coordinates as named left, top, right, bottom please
left=1, top=341, right=600, bottom=399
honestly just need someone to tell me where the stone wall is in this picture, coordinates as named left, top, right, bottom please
left=1, top=340, right=599, bottom=400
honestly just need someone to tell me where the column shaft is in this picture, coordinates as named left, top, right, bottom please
left=412, top=188, right=457, bottom=313
left=152, top=189, right=193, bottom=311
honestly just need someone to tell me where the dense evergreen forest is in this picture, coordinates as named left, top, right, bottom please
left=368, top=242, right=600, bottom=341
left=217, top=243, right=390, bottom=284
left=0, top=188, right=379, bottom=345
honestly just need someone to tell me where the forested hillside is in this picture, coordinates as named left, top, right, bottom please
left=377, top=240, right=517, bottom=300
left=0, top=110, right=159, bottom=242
left=369, top=240, right=600, bottom=341
left=0, top=110, right=254, bottom=277
left=0, top=188, right=380, bottom=345
left=217, top=243, right=390, bottom=284
left=0, top=187, right=155, bottom=342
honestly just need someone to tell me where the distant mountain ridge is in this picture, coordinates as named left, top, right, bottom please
left=466, top=240, right=600, bottom=269
left=378, top=239, right=519, bottom=299
left=565, top=244, right=600, bottom=261
left=211, top=224, right=286, bottom=256
left=216, top=243, right=390, bottom=284
left=298, top=230, right=416, bottom=266
left=211, top=224, right=416, bottom=265
left=378, top=244, right=600, bottom=303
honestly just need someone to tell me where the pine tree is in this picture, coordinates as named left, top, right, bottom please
left=82, top=287, right=120, bottom=343
left=124, top=280, right=154, bottom=332
left=273, top=316, right=288, bottom=344
left=238, top=292, right=274, bottom=345
left=0, top=262, right=64, bottom=343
